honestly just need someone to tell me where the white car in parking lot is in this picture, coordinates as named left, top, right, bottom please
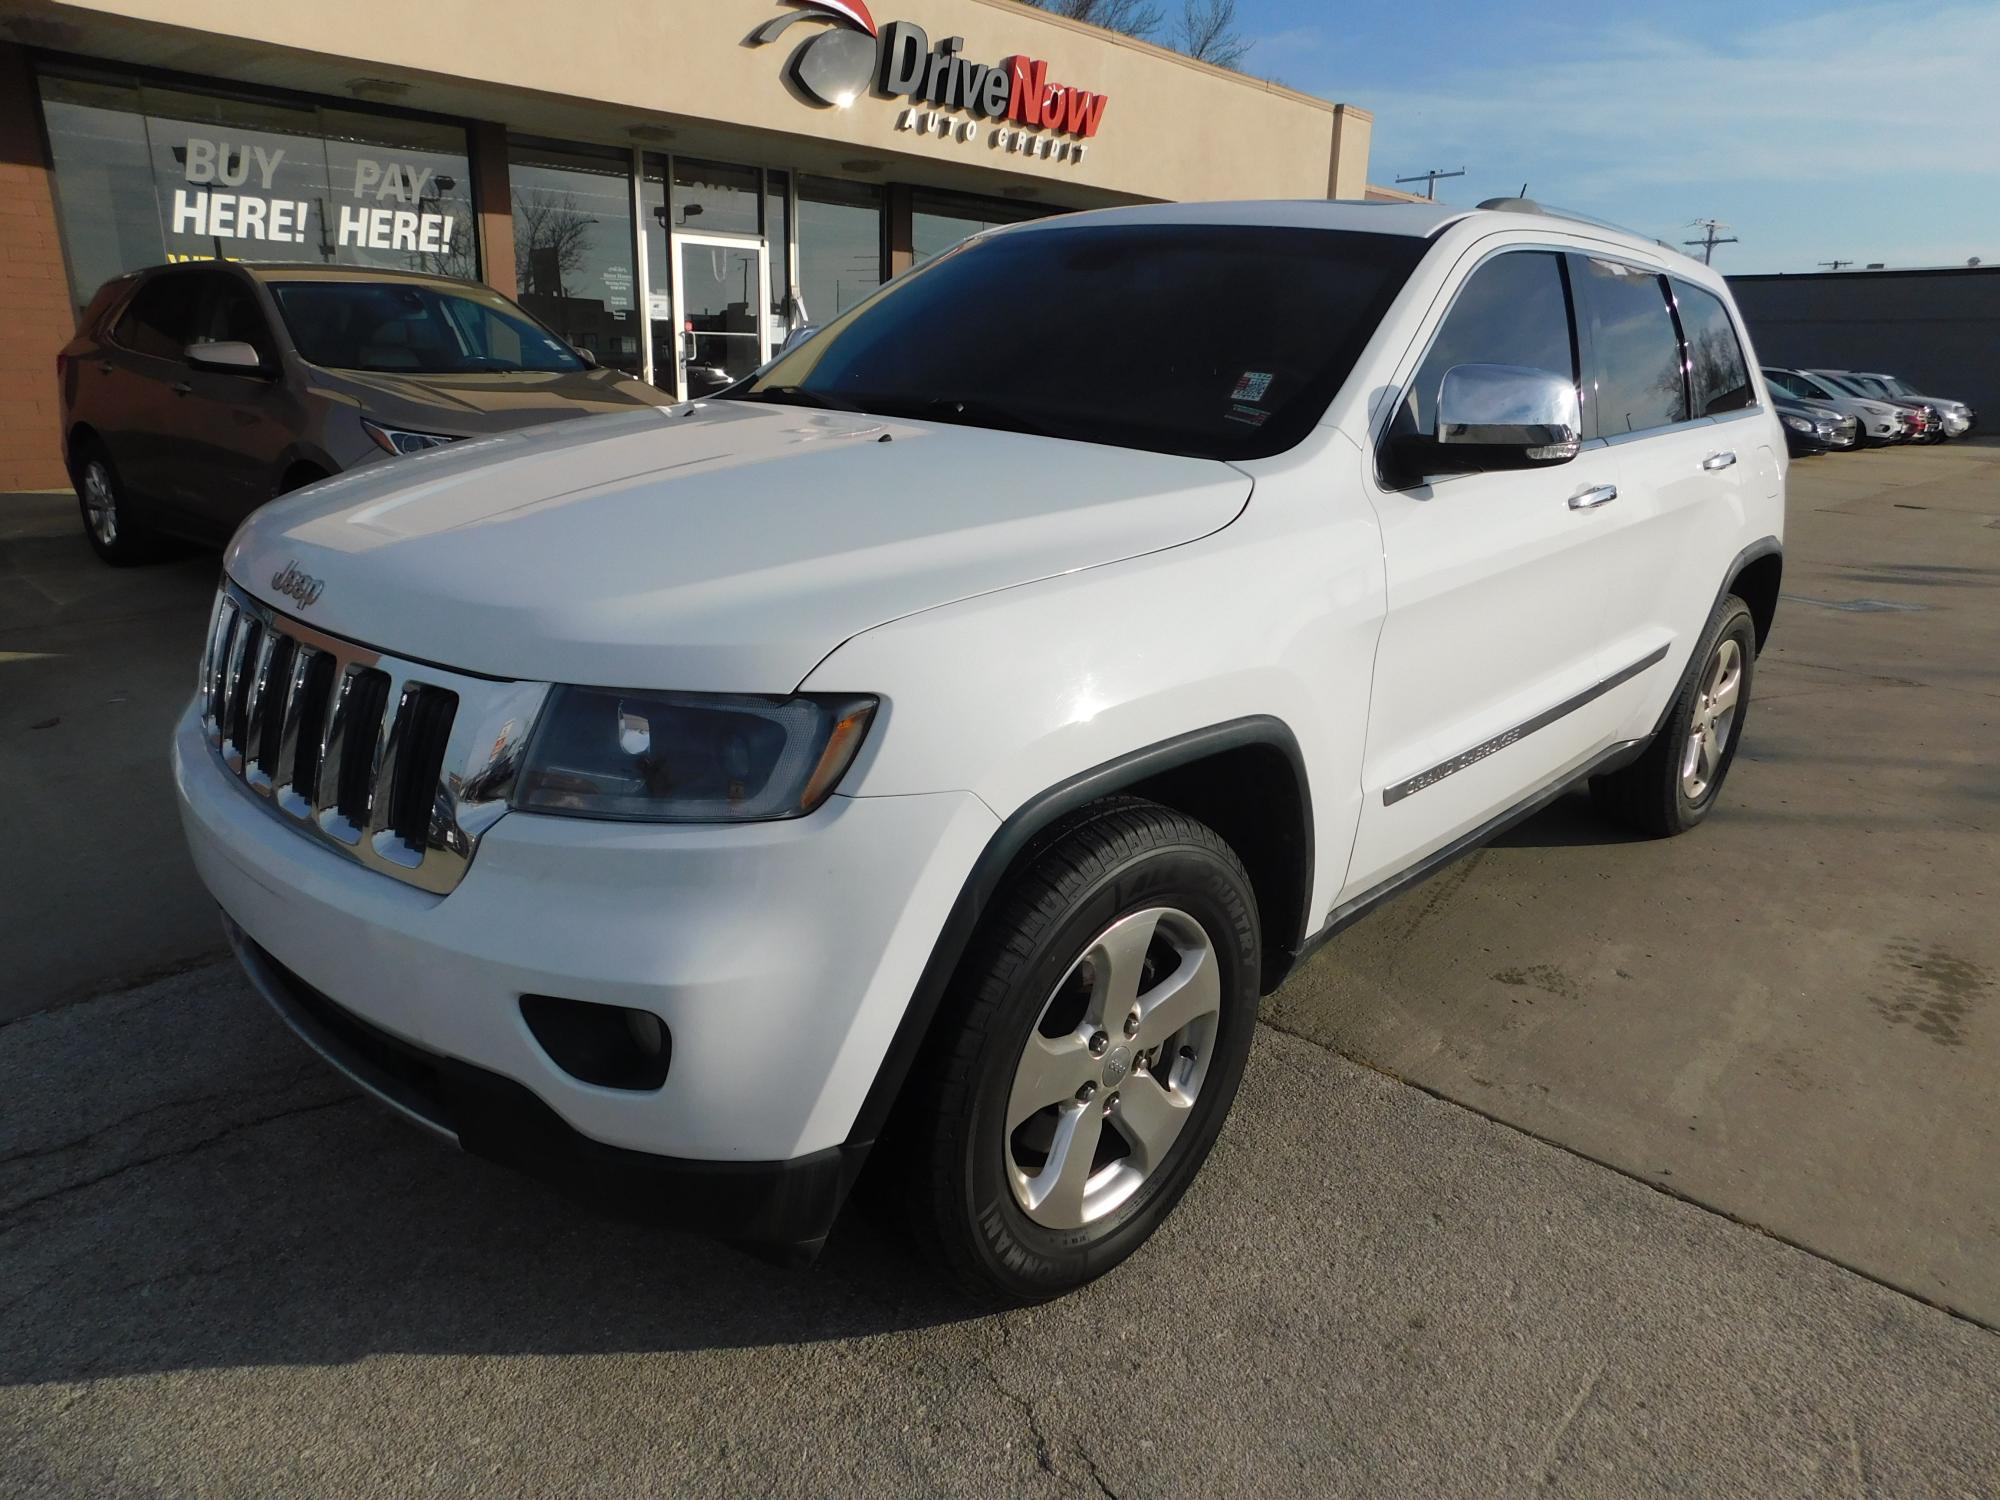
left=176, top=198, right=1785, bottom=1300
left=1762, top=367, right=1911, bottom=445
left=1813, top=370, right=1974, bottom=438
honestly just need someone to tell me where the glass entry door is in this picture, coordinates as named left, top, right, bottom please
left=670, top=232, right=771, bottom=400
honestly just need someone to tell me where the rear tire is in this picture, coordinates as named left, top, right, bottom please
left=904, top=798, right=1260, bottom=1303
left=1590, top=594, right=1756, bottom=838
left=74, top=444, right=158, bottom=566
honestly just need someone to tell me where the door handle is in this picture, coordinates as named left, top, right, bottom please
left=96, top=361, right=114, bottom=375
left=1568, top=483, right=1619, bottom=510
left=172, top=381, right=192, bottom=396
left=1702, top=450, right=1737, bottom=471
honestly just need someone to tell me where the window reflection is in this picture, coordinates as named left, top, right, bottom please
left=509, top=140, right=640, bottom=374
left=911, top=190, right=1043, bottom=266
left=797, top=177, right=883, bottom=325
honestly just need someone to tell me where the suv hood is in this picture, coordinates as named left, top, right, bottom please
left=226, top=401, right=1251, bottom=690
left=310, top=364, right=671, bottom=437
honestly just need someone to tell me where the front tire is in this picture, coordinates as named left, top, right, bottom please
left=75, top=446, right=157, bottom=566
left=906, top=799, right=1260, bottom=1303
left=1591, top=594, right=1756, bottom=837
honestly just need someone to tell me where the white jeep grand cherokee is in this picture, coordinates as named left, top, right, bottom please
left=175, top=199, right=1784, bottom=1301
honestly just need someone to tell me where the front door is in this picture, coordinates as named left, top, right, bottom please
left=670, top=233, right=771, bottom=400
left=1345, top=246, right=1634, bottom=899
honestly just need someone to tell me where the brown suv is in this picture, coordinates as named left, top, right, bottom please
left=57, top=263, right=672, bottom=565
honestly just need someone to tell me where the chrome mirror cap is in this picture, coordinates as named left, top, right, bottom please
left=1435, top=363, right=1581, bottom=462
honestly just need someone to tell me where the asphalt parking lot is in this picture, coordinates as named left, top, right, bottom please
left=4, top=442, right=1999, bottom=1496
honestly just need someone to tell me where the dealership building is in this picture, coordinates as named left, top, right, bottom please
left=0, top=0, right=1402, bottom=491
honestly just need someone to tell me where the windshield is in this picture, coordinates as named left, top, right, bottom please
left=730, top=223, right=1427, bottom=461
left=1872, top=375, right=1918, bottom=397
left=270, top=280, right=586, bottom=374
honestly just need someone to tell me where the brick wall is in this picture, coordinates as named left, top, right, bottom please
left=0, top=43, right=80, bottom=493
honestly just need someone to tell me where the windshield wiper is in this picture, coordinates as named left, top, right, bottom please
left=882, top=396, right=1058, bottom=439
left=728, top=385, right=864, bottom=412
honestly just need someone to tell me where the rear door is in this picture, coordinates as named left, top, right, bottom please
left=1346, top=246, right=1633, bottom=896
left=1562, top=257, right=1745, bottom=739
left=95, top=270, right=203, bottom=511
left=171, top=271, right=294, bottom=533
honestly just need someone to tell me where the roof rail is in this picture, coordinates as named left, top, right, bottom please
left=1475, top=197, right=1676, bottom=253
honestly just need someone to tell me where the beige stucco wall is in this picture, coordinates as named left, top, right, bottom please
left=12, top=0, right=1371, bottom=201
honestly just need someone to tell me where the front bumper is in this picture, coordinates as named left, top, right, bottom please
left=175, top=700, right=997, bottom=1221
left=227, top=919, right=855, bottom=1258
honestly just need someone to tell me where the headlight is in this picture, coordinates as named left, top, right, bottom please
left=511, top=687, right=878, bottom=822
left=363, top=418, right=458, bottom=455
left=1783, top=415, right=1811, bottom=432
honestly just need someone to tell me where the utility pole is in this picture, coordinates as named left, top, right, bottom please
left=1394, top=167, right=1466, bottom=201
left=1682, top=219, right=1739, bottom=265
left=1817, top=259, right=1854, bottom=271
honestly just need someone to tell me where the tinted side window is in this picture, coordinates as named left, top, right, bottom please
left=1762, top=368, right=1805, bottom=399
left=1574, top=257, right=1687, bottom=436
left=112, top=274, right=199, bottom=361
left=1674, top=282, right=1753, bottom=415
left=193, top=275, right=276, bottom=364
left=1401, top=251, right=1576, bottom=438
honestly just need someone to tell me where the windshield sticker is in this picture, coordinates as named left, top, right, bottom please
left=1230, top=370, right=1274, bottom=403
left=1224, top=403, right=1270, bottom=428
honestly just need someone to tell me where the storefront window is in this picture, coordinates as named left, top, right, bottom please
left=912, top=190, right=1044, bottom=265
left=670, top=158, right=760, bottom=236
left=509, top=140, right=641, bottom=374
left=796, top=177, right=883, bottom=326
left=37, top=71, right=475, bottom=318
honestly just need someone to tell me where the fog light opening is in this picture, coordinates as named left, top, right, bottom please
left=520, top=994, right=672, bottom=1091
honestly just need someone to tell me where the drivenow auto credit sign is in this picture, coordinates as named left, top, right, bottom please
left=755, top=0, right=1109, bottom=165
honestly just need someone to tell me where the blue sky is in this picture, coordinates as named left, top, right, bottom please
left=1235, top=0, right=2000, bottom=273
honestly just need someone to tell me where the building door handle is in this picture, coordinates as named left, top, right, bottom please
left=1702, top=450, right=1737, bottom=471
left=1568, top=483, right=1619, bottom=510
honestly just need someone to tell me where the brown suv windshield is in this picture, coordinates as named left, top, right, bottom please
left=269, top=281, right=585, bottom=375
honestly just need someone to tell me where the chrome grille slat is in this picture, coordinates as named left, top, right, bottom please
left=220, top=618, right=262, bottom=771
left=241, top=629, right=284, bottom=792
left=195, top=579, right=550, bottom=895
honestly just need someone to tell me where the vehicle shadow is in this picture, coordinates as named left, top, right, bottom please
left=0, top=970, right=989, bottom=1386
left=1486, top=787, right=1644, bottom=849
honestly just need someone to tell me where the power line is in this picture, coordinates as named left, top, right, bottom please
left=1394, top=167, right=1466, bottom=201
left=1682, top=219, right=1739, bottom=265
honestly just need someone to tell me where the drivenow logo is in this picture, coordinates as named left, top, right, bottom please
left=753, top=0, right=1108, bottom=160
left=270, top=561, right=325, bottom=609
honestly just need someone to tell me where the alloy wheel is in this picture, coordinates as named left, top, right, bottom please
left=1681, top=636, right=1742, bottom=801
left=82, top=460, right=118, bottom=548
left=1004, top=905, right=1222, bottom=1230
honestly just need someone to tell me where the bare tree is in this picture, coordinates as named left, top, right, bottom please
left=1019, top=0, right=1165, bottom=43
left=1173, top=0, right=1248, bottom=68
left=512, top=189, right=595, bottom=300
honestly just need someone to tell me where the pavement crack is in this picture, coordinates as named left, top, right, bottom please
left=0, top=1065, right=327, bottom=1170
left=1532, top=1353, right=1606, bottom=1483
left=0, top=1094, right=360, bottom=1228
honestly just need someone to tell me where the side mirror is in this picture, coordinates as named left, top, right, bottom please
left=575, top=347, right=598, bottom=369
left=185, top=340, right=268, bottom=375
left=1393, top=363, right=1581, bottom=480
left=780, top=323, right=820, bottom=355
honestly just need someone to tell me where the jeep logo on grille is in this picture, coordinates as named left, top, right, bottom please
left=270, top=561, right=325, bottom=608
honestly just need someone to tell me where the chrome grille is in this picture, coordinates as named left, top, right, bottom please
left=199, top=580, right=550, bottom=894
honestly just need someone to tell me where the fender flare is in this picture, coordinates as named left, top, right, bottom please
left=841, top=715, right=1313, bottom=1152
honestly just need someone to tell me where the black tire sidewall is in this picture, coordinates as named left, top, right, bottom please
left=1673, top=602, right=1757, bottom=826
left=956, top=837, right=1258, bottom=1300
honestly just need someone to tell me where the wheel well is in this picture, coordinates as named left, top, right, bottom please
left=1118, top=745, right=1312, bottom=994
left=278, top=459, right=331, bottom=495
left=65, top=422, right=101, bottom=478
left=1731, top=551, right=1782, bottom=650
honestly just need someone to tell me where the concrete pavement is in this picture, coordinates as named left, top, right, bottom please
left=3, top=444, right=1999, bottom=1494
